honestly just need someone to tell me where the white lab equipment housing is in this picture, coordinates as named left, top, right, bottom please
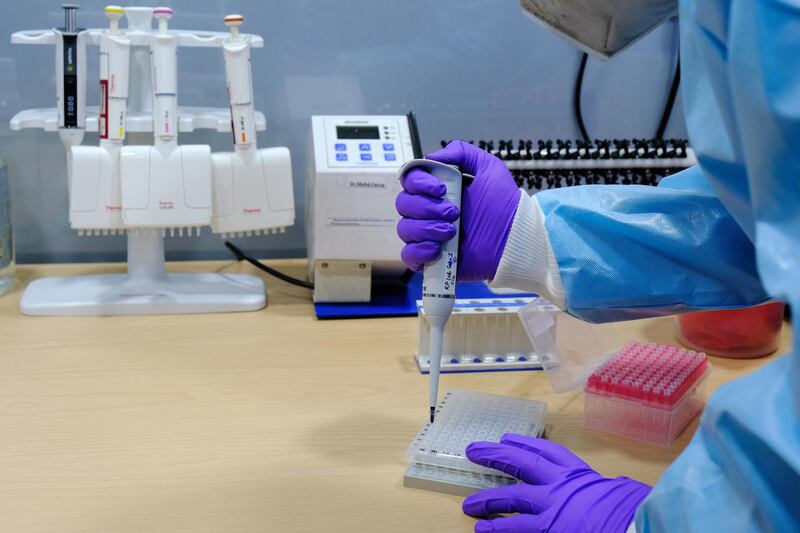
left=10, top=6, right=295, bottom=316
left=306, top=115, right=415, bottom=302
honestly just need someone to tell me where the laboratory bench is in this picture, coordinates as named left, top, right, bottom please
left=0, top=259, right=792, bottom=533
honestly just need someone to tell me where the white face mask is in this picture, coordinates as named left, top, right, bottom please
left=520, top=0, right=678, bottom=59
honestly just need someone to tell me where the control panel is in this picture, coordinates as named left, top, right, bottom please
left=321, top=116, right=411, bottom=168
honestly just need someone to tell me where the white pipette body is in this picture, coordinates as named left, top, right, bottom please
left=222, top=14, right=257, bottom=153
left=400, top=159, right=464, bottom=423
left=99, top=6, right=129, bottom=146
left=151, top=7, right=177, bottom=150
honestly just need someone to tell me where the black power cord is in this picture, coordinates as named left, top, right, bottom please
left=655, top=56, right=681, bottom=140
left=407, top=110, right=424, bottom=159
left=574, top=52, right=590, bottom=142
left=400, top=111, right=423, bottom=285
left=575, top=42, right=680, bottom=143
left=224, top=240, right=314, bottom=289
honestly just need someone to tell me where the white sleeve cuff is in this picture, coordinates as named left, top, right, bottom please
left=626, top=520, right=637, bottom=533
left=489, top=191, right=566, bottom=309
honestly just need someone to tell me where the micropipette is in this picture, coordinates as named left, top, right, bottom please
left=119, top=6, right=213, bottom=231
left=99, top=5, right=129, bottom=145
left=55, top=4, right=88, bottom=149
left=69, top=5, right=130, bottom=234
left=400, top=159, right=468, bottom=422
left=222, top=14, right=256, bottom=150
left=210, top=13, right=295, bottom=237
left=152, top=7, right=177, bottom=147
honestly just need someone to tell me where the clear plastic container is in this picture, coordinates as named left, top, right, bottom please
left=676, top=302, right=785, bottom=358
left=584, top=373, right=709, bottom=446
left=404, top=389, right=546, bottom=494
left=416, top=298, right=542, bottom=373
left=518, top=299, right=710, bottom=446
left=0, top=158, right=14, bottom=296
left=583, top=341, right=710, bottom=445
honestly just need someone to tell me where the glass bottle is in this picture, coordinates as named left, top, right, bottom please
left=0, top=157, right=14, bottom=296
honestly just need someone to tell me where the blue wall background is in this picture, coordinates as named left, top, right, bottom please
left=0, top=0, right=684, bottom=263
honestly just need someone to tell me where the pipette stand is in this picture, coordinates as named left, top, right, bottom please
left=19, top=229, right=264, bottom=316
left=11, top=7, right=286, bottom=316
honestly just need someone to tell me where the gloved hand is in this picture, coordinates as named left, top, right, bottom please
left=395, top=140, right=522, bottom=281
left=463, top=434, right=651, bottom=533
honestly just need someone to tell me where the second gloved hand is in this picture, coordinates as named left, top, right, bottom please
left=395, top=140, right=521, bottom=281
left=463, top=434, right=651, bottom=533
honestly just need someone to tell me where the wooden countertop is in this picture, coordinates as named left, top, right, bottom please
left=0, top=260, right=791, bottom=532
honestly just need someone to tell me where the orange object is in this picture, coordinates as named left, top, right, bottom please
left=676, top=302, right=785, bottom=359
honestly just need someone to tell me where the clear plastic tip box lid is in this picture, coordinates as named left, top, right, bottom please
left=517, top=298, right=623, bottom=393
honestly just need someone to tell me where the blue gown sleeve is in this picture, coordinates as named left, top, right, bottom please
left=535, top=164, right=769, bottom=323
left=635, top=1, right=800, bottom=530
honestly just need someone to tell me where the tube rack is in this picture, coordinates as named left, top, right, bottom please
left=440, top=138, right=697, bottom=191
left=415, top=297, right=543, bottom=373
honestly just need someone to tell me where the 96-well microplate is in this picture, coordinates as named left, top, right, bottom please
left=403, top=462, right=526, bottom=497
left=404, top=389, right=547, bottom=495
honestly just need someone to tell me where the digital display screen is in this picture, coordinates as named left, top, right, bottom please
left=337, top=125, right=380, bottom=140
left=63, top=35, right=79, bottom=128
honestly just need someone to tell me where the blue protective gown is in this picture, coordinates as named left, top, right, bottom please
left=534, top=0, right=800, bottom=530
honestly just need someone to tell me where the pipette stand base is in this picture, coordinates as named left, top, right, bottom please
left=19, top=230, right=265, bottom=316
left=19, top=273, right=265, bottom=316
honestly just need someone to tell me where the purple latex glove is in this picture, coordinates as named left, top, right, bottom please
left=463, top=434, right=651, bottom=533
left=396, top=140, right=522, bottom=281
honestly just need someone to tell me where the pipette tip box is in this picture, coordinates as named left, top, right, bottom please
left=518, top=300, right=711, bottom=447
left=583, top=341, right=709, bottom=446
left=403, top=389, right=547, bottom=495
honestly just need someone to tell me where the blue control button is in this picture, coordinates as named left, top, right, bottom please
left=359, top=143, right=371, bottom=151
left=384, top=153, right=397, bottom=161
left=335, top=153, right=348, bottom=161
left=383, top=143, right=395, bottom=151
left=360, top=153, right=373, bottom=161
left=334, top=143, right=346, bottom=151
